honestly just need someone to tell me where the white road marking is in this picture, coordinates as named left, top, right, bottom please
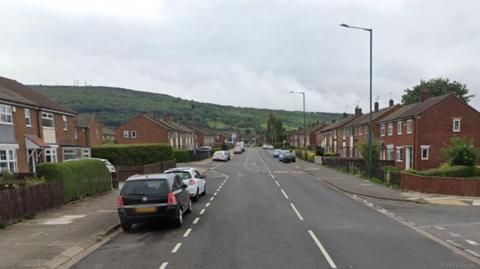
left=466, top=239, right=480, bottom=246
left=270, top=174, right=276, bottom=179
left=280, top=189, right=289, bottom=200
left=290, top=203, right=304, bottom=221
left=449, top=232, right=461, bottom=237
left=206, top=202, right=211, bottom=207
left=183, top=228, right=192, bottom=238
left=214, top=192, right=218, bottom=196
left=193, top=217, right=200, bottom=224
left=275, top=181, right=280, bottom=187
left=171, top=243, right=182, bottom=253
left=256, top=149, right=272, bottom=174
left=200, top=209, right=206, bottom=215
left=210, top=197, right=215, bottom=201
left=159, top=262, right=168, bottom=269
left=434, top=225, right=446, bottom=231
left=466, top=249, right=480, bottom=257
left=308, top=230, right=337, bottom=269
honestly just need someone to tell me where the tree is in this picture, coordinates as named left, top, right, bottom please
left=401, top=78, right=473, bottom=104
left=359, top=139, right=380, bottom=168
left=266, top=114, right=285, bottom=144
left=442, top=137, right=478, bottom=166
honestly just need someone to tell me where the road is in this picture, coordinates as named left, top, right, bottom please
left=72, top=148, right=479, bottom=269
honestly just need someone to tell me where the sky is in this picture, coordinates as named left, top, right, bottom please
left=1, top=0, right=479, bottom=113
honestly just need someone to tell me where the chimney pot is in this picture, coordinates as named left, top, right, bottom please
left=389, top=99, right=394, bottom=107
left=374, top=102, right=379, bottom=112
left=342, top=112, right=348, bottom=118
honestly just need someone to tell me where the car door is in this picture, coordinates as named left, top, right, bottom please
left=173, top=175, right=188, bottom=210
left=194, top=170, right=205, bottom=192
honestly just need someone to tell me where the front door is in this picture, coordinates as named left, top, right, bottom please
left=405, top=147, right=413, bottom=170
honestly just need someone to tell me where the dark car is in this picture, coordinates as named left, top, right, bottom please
left=117, top=173, right=192, bottom=232
left=280, top=151, right=296, bottom=163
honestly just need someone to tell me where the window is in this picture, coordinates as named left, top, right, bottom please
left=407, top=119, right=413, bottom=134
left=342, top=129, right=346, bottom=139
left=421, top=145, right=430, bottom=160
left=386, top=145, right=394, bottom=161
left=0, top=149, right=17, bottom=173
left=194, top=170, right=203, bottom=179
left=41, top=112, right=54, bottom=128
left=96, top=129, right=100, bottom=139
left=333, top=129, right=337, bottom=139
left=123, top=130, right=129, bottom=138
left=396, top=147, right=404, bottom=162
left=131, top=130, right=137, bottom=138
left=388, top=123, right=393, bottom=136
left=62, top=148, right=77, bottom=160
left=453, top=118, right=461, bottom=132
left=45, top=148, right=57, bottom=163
left=25, top=108, right=31, bottom=127
left=0, top=104, right=13, bottom=124
left=82, top=148, right=91, bottom=158
left=380, top=124, right=385, bottom=136
left=359, top=126, right=363, bottom=136
left=397, top=121, right=402, bottom=135
left=63, top=115, right=68, bottom=130
left=74, top=129, right=79, bottom=139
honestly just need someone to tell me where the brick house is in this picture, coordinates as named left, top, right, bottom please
left=102, top=126, right=116, bottom=143
left=116, top=115, right=195, bottom=150
left=319, top=114, right=355, bottom=154
left=308, top=123, right=326, bottom=148
left=0, top=77, right=87, bottom=174
left=340, top=100, right=400, bottom=157
left=214, top=133, right=227, bottom=147
left=377, top=93, right=480, bottom=170
left=76, top=113, right=103, bottom=147
left=289, top=123, right=326, bottom=149
left=191, top=126, right=215, bottom=147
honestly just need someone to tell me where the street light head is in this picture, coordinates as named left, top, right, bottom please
left=340, top=23, right=349, bottom=28
left=289, top=91, right=295, bottom=93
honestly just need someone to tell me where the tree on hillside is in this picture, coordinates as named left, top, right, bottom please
left=401, top=78, right=473, bottom=104
left=266, top=114, right=286, bottom=144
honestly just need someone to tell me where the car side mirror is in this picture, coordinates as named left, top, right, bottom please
left=182, top=184, right=188, bottom=189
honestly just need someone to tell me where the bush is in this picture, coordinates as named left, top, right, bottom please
left=315, top=146, right=324, bottom=156
left=37, top=159, right=112, bottom=203
left=323, top=152, right=339, bottom=157
left=359, top=140, right=380, bottom=167
left=443, top=137, right=478, bottom=166
left=381, top=166, right=401, bottom=173
left=416, top=165, right=478, bottom=178
left=92, top=143, right=174, bottom=166
left=174, top=150, right=190, bottom=163
left=296, top=150, right=315, bottom=162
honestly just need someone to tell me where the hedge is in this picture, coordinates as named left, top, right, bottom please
left=412, top=165, right=480, bottom=178
left=174, top=150, right=190, bottom=163
left=37, top=160, right=111, bottom=203
left=92, top=143, right=174, bottom=166
left=296, top=150, right=315, bottom=162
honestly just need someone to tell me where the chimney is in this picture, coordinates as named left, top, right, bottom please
left=355, top=107, right=362, bottom=116
left=374, top=101, right=379, bottom=112
left=420, top=90, right=430, bottom=102
left=389, top=99, right=394, bottom=107
left=331, top=119, right=336, bottom=124
left=342, top=112, right=348, bottom=118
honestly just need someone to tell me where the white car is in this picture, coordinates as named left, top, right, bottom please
left=64, top=157, right=116, bottom=173
left=212, top=151, right=229, bottom=161
left=164, top=167, right=207, bottom=201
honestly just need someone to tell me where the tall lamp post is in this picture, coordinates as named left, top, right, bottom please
left=340, top=23, right=373, bottom=178
left=290, top=91, right=306, bottom=150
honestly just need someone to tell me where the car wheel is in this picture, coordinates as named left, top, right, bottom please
left=173, top=208, right=183, bottom=227
left=193, top=188, right=200, bottom=202
left=120, top=220, right=132, bottom=232
left=186, top=199, right=192, bottom=214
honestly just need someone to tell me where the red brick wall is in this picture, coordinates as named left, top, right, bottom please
left=378, top=119, right=416, bottom=169
left=87, top=117, right=103, bottom=146
left=13, top=107, right=40, bottom=173
left=401, top=173, right=480, bottom=196
left=116, top=116, right=168, bottom=144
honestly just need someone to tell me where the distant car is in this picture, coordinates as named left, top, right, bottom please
left=233, top=147, right=243, bottom=154
left=164, top=167, right=207, bottom=201
left=279, top=151, right=296, bottom=163
left=117, top=173, right=191, bottom=231
left=212, top=151, right=229, bottom=161
left=64, top=157, right=116, bottom=173
left=266, top=145, right=274, bottom=150
left=272, top=149, right=281, bottom=158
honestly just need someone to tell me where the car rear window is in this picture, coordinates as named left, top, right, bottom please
left=166, top=171, right=191, bottom=180
left=121, top=179, right=169, bottom=196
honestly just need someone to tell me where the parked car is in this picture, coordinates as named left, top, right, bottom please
left=117, top=173, right=191, bottom=231
left=233, top=147, right=243, bottom=154
left=263, top=144, right=274, bottom=150
left=272, top=149, right=281, bottom=158
left=279, top=151, right=296, bottom=163
left=222, top=150, right=232, bottom=160
left=212, top=151, right=229, bottom=161
left=164, top=167, right=207, bottom=201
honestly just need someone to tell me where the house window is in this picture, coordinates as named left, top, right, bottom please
left=386, top=145, right=394, bottom=161
left=397, top=121, right=402, bottom=135
left=396, top=147, right=404, bottom=162
left=96, top=129, right=100, bottom=139
left=359, top=126, right=363, bottom=136
left=380, top=124, right=385, bottom=136
left=333, top=129, right=337, bottom=139
left=0, top=149, right=17, bottom=173
left=62, top=148, right=77, bottom=160
left=388, top=123, right=393, bottom=136
left=62, top=115, right=68, bottom=130
left=41, top=112, right=55, bottom=128
left=82, top=148, right=91, bottom=158
left=453, top=118, right=461, bottom=132
left=45, top=148, right=57, bottom=163
left=131, top=130, right=137, bottom=138
left=25, top=108, right=31, bottom=127
left=407, top=119, right=413, bottom=134
left=123, top=130, right=129, bottom=138
left=74, top=129, right=79, bottom=139
left=0, top=104, right=13, bottom=125
left=421, top=145, right=430, bottom=160
left=342, top=129, right=346, bottom=139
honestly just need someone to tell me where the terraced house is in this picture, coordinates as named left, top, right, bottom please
left=0, top=76, right=88, bottom=174
left=319, top=113, right=355, bottom=154
left=377, top=93, right=480, bottom=170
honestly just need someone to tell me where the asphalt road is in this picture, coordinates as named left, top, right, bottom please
left=72, top=148, right=480, bottom=269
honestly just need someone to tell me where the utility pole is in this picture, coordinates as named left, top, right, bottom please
left=192, top=102, right=196, bottom=154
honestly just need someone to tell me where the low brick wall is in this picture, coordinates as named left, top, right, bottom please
left=401, top=172, right=480, bottom=196
left=116, top=160, right=177, bottom=181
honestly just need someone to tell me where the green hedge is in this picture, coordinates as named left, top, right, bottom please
left=92, top=143, right=174, bottom=166
left=296, top=150, right=315, bottom=162
left=174, top=150, right=190, bottom=163
left=37, top=160, right=111, bottom=203
left=412, top=165, right=480, bottom=178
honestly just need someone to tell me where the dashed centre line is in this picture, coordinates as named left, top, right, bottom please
left=290, top=203, right=304, bottom=221
left=466, top=239, right=479, bottom=246
left=280, top=189, right=289, bottom=200
left=193, top=217, right=200, bottom=224
left=308, top=230, right=337, bottom=269
left=214, top=192, right=218, bottom=196
left=200, top=209, right=206, bottom=215
left=206, top=202, right=211, bottom=207
left=210, top=197, right=215, bottom=201
left=171, top=243, right=182, bottom=253
left=275, top=180, right=280, bottom=187
left=183, top=228, right=192, bottom=238
left=159, top=262, right=168, bottom=269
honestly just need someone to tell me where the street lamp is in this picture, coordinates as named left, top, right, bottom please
left=340, top=23, right=373, bottom=179
left=289, top=91, right=306, bottom=150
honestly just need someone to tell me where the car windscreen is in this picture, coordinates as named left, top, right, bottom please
left=166, top=171, right=192, bottom=180
left=121, top=179, right=169, bottom=196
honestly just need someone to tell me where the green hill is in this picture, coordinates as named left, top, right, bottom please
left=31, top=85, right=341, bottom=132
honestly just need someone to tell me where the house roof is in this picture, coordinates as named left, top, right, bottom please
left=379, top=94, right=451, bottom=123
left=321, top=115, right=355, bottom=132
left=0, top=76, right=76, bottom=114
left=142, top=115, right=194, bottom=133
left=191, top=126, right=216, bottom=136
left=344, top=104, right=401, bottom=128
left=76, top=113, right=96, bottom=128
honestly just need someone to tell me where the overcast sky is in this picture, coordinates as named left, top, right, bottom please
left=1, top=0, right=479, bottom=113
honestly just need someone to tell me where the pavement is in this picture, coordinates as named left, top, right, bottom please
left=67, top=148, right=480, bottom=269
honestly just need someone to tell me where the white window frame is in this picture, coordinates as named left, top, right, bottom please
left=0, top=148, right=17, bottom=173
left=397, top=121, right=402, bottom=135
left=41, top=112, right=55, bottom=128
left=131, top=130, right=137, bottom=138
left=82, top=148, right=91, bottom=158
left=24, top=108, right=32, bottom=127
left=62, top=148, right=77, bottom=161
left=421, top=145, right=430, bottom=160
left=388, top=123, right=393, bottom=136
left=74, top=129, right=79, bottom=139
left=396, top=146, right=404, bottom=162
left=380, top=124, right=385, bottom=137
left=386, top=145, right=394, bottom=161
left=0, top=104, right=13, bottom=125
left=62, top=115, right=68, bottom=130
left=407, top=119, right=413, bottom=134
left=453, top=118, right=461, bottom=132
left=44, top=148, right=58, bottom=163
left=123, top=130, right=129, bottom=138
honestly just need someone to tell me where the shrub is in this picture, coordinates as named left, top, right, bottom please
left=92, top=144, right=174, bottom=166
left=296, top=150, right=315, bottom=162
left=323, top=152, right=339, bottom=157
left=174, top=150, right=190, bottom=163
left=381, top=166, right=401, bottom=173
left=0, top=222, right=5, bottom=229
left=37, top=159, right=111, bottom=203
left=443, top=137, right=478, bottom=166
left=359, top=140, right=380, bottom=168
left=315, top=146, right=325, bottom=156
left=416, top=165, right=477, bottom=178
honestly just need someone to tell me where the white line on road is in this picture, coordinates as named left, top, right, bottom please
left=159, top=262, right=168, bottom=269
left=214, top=192, right=218, bottom=196
left=171, top=243, right=182, bottom=253
left=308, top=230, right=337, bottom=269
left=210, top=197, right=215, bottom=201
left=434, top=225, right=446, bottom=231
left=270, top=174, right=276, bottom=179
left=466, top=240, right=480, bottom=246
left=466, top=249, right=480, bottom=257
left=200, top=209, right=206, bottom=215
left=280, top=189, right=289, bottom=200
left=206, top=202, right=211, bottom=207
left=183, top=228, right=192, bottom=238
left=449, top=232, right=461, bottom=237
left=290, top=203, right=304, bottom=221
left=274, top=180, right=280, bottom=187
left=193, top=217, right=200, bottom=224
